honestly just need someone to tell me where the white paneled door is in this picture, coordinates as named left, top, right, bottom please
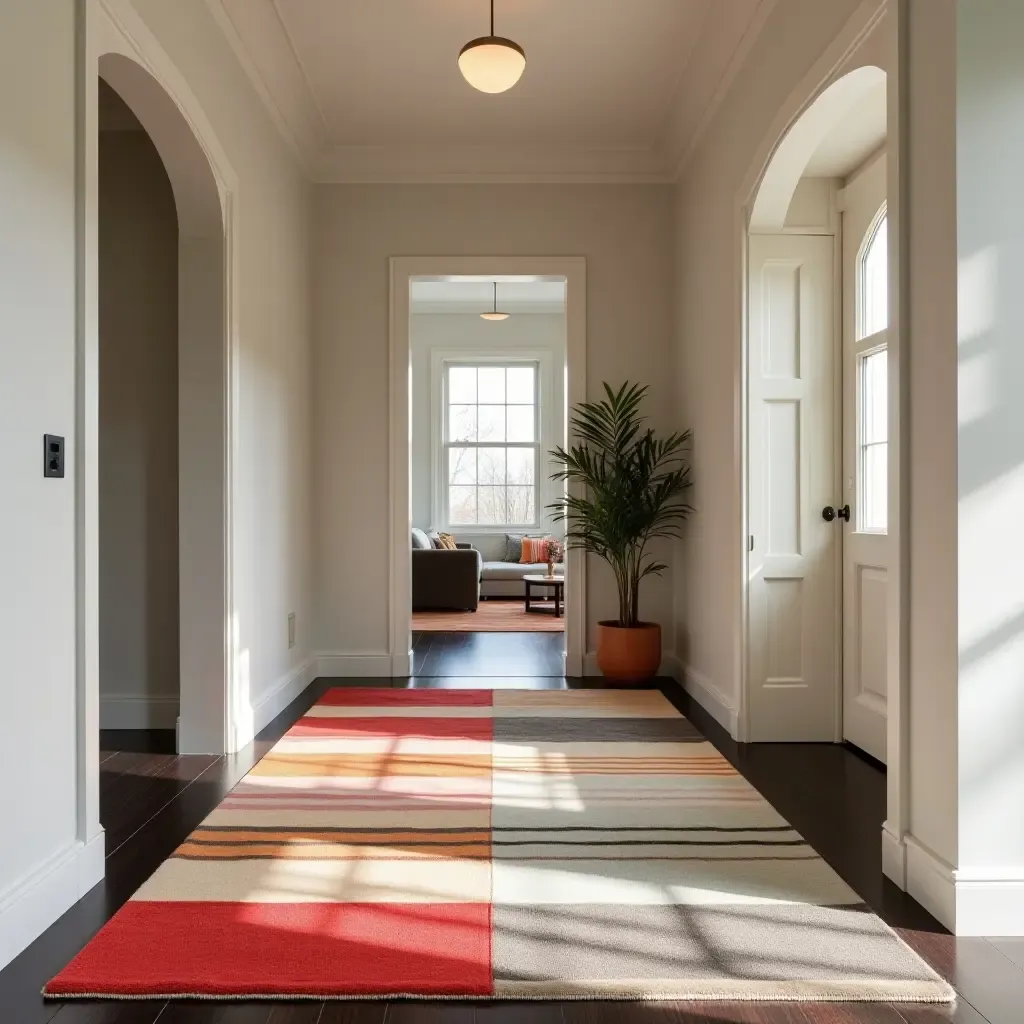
left=748, top=234, right=840, bottom=741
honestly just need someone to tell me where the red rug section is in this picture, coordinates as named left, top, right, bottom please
left=47, top=901, right=493, bottom=998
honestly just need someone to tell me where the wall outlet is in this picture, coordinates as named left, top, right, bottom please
left=287, top=612, right=296, bottom=649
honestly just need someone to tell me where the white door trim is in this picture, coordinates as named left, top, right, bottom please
left=388, top=257, right=587, bottom=678
left=82, top=0, right=241, bottom=772
left=735, top=0, right=909, bottom=883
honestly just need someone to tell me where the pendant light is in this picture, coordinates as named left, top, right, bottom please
left=458, top=0, right=526, bottom=94
left=480, top=282, right=510, bottom=321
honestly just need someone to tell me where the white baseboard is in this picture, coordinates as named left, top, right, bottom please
left=99, top=693, right=179, bottom=729
left=881, top=822, right=907, bottom=889
left=905, top=834, right=955, bottom=931
left=678, top=664, right=739, bottom=738
left=252, top=654, right=318, bottom=735
left=952, top=868, right=1024, bottom=936
left=316, top=652, right=395, bottom=678
left=0, top=830, right=105, bottom=970
left=904, top=833, right=1024, bottom=934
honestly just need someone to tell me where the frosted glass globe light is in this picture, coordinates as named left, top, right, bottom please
left=459, top=37, right=526, bottom=94
left=458, top=1, right=525, bottom=95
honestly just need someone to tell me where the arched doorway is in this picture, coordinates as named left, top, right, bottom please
left=83, top=35, right=239, bottom=761
left=743, top=64, right=890, bottom=754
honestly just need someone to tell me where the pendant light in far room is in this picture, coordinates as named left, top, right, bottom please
left=480, top=282, right=510, bottom=321
left=458, top=0, right=526, bottom=94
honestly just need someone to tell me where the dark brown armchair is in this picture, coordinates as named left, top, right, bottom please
left=411, top=544, right=481, bottom=611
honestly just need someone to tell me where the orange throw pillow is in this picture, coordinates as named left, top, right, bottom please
left=437, top=532, right=458, bottom=550
left=520, top=537, right=550, bottom=564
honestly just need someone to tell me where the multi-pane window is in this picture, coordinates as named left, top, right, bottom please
left=858, top=348, right=887, bottom=532
left=859, top=210, right=888, bottom=340
left=445, top=363, right=538, bottom=527
left=856, top=207, right=888, bottom=532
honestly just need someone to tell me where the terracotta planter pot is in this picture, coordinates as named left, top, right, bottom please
left=596, top=621, right=661, bottom=682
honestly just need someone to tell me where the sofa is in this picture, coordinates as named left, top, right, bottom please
left=471, top=533, right=564, bottom=599
left=411, top=528, right=481, bottom=611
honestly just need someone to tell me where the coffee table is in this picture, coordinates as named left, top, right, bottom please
left=524, top=574, right=565, bottom=617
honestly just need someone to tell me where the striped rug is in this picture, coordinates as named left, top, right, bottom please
left=46, top=688, right=952, bottom=1002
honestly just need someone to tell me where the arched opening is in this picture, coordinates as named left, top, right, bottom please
left=744, top=64, right=890, bottom=761
left=97, top=53, right=231, bottom=755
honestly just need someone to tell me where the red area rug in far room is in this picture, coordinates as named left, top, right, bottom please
left=46, top=687, right=952, bottom=1002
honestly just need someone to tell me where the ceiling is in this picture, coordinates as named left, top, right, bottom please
left=208, top=0, right=773, bottom=182
left=411, top=279, right=565, bottom=314
left=804, top=79, right=887, bottom=178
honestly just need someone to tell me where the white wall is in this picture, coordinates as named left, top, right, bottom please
left=0, top=0, right=99, bottom=968
left=313, top=185, right=675, bottom=657
left=410, top=312, right=566, bottom=542
left=954, top=0, right=1024, bottom=932
left=98, top=122, right=180, bottom=729
left=672, top=0, right=880, bottom=722
left=131, top=0, right=315, bottom=722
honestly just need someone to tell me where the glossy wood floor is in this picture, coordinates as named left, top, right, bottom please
left=2, top=638, right=1021, bottom=1023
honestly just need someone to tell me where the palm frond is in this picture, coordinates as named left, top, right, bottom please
left=548, top=381, right=694, bottom=627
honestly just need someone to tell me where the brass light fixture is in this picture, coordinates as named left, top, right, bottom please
left=480, top=282, right=510, bottom=321
left=458, top=0, right=526, bottom=94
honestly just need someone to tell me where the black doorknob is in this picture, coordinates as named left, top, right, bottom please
left=822, top=506, right=836, bottom=522
left=837, top=504, right=851, bottom=522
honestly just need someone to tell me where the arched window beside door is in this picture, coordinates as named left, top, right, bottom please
left=856, top=205, right=888, bottom=532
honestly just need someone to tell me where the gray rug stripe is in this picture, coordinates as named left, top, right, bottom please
left=494, top=717, right=706, bottom=742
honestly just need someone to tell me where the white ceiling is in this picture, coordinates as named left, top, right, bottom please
left=411, top=279, right=565, bottom=314
left=208, top=0, right=773, bottom=182
left=804, top=79, right=887, bottom=178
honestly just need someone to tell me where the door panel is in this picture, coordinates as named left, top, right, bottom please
left=748, top=234, right=839, bottom=741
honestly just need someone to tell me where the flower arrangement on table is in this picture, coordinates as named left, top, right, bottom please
left=543, top=537, right=564, bottom=577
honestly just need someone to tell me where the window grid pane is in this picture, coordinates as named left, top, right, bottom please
left=444, top=363, right=539, bottom=527
left=858, top=348, right=888, bottom=532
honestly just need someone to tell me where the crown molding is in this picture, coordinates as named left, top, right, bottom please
left=312, top=143, right=674, bottom=185
left=663, top=0, right=779, bottom=179
left=202, top=0, right=323, bottom=174
left=202, top=0, right=764, bottom=186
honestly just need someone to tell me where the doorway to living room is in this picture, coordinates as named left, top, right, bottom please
left=409, top=276, right=567, bottom=675
left=390, top=258, right=586, bottom=678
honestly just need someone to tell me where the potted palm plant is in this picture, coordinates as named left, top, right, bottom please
left=549, top=382, right=693, bottom=681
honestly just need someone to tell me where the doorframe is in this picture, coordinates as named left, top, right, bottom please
left=78, top=0, right=242, bottom=869
left=388, top=257, right=587, bottom=677
left=736, top=0, right=910, bottom=884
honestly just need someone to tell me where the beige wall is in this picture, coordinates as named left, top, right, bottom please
left=672, top=0, right=873, bottom=716
left=0, top=0, right=84, bottom=965
left=98, top=124, right=180, bottom=728
left=132, top=0, right=314, bottom=714
left=312, top=184, right=675, bottom=657
left=904, top=0, right=959, bottom=877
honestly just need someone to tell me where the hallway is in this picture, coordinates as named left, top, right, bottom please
left=1, top=672, right=1018, bottom=1023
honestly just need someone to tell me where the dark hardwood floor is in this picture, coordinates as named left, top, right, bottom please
left=412, top=628, right=565, bottom=676
left=2, top=635, right=1021, bottom=1023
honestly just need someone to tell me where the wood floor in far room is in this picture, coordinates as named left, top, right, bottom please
left=412, top=596, right=565, bottom=631
left=0, top=637, right=1020, bottom=1023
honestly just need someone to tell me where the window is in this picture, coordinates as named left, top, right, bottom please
left=856, top=205, right=888, bottom=532
left=858, top=209, right=887, bottom=340
left=444, top=363, right=539, bottom=527
left=858, top=348, right=887, bottom=532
